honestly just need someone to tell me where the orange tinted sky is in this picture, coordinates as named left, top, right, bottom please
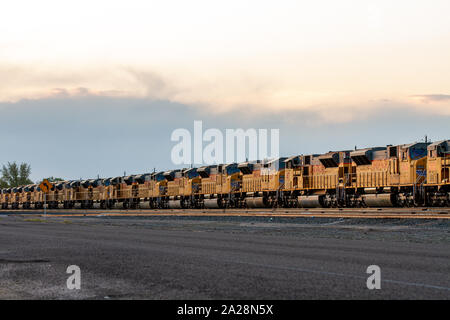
left=1, top=0, right=450, bottom=122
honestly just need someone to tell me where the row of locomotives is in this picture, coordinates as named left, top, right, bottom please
left=111, top=174, right=150, bottom=209
left=132, top=173, right=157, bottom=209
left=0, top=188, right=9, bottom=209
left=162, top=167, right=200, bottom=209
left=282, top=141, right=435, bottom=208
left=425, top=140, right=450, bottom=206
left=198, top=163, right=241, bottom=209
left=5, top=186, right=21, bottom=209
left=160, top=162, right=245, bottom=209
left=1, top=184, right=49, bottom=210
left=59, top=178, right=125, bottom=210
left=87, top=172, right=167, bottom=210
left=347, top=142, right=430, bottom=207
left=16, top=186, right=31, bottom=209
left=66, top=179, right=104, bottom=209
left=284, top=151, right=352, bottom=208
left=62, top=174, right=159, bottom=210
left=237, top=158, right=287, bottom=208
left=26, top=185, right=44, bottom=209
left=164, top=169, right=186, bottom=209
left=162, top=164, right=241, bottom=209
left=1, top=140, right=448, bottom=211
left=1, top=187, right=13, bottom=209
left=46, top=180, right=77, bottom=209
left=1, top=185, right=41, bottom=209
left=149, top=171, right=169, bottom=208
left=102, top=174, right=154, bottom=209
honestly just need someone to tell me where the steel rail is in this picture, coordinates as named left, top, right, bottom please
left=2, top=207, right=449, bottom=219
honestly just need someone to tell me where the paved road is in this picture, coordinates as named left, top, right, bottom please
left=0, top=214, right=449, bottom=299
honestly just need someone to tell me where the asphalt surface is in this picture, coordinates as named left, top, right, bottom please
left=0, top=213, right=449, bottom=299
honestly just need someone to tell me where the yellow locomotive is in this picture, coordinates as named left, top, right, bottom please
left=1, top=139, right=449, bottom=210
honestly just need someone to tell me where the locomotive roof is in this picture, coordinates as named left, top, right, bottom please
left=350, top=146, right=386, bottom=156
left=428, top=140, right=450, bottom=149
left=183, top=167, right=197, bottom=174
left=134, top=173, right=150, bottom=179
left=222, top=163, right=237, bottom=169
left=400, top=142, right=430, bottom=149
left=266, top=157, right=288, bottom=164
left=163, top=169, right=182, bottom=174
left=198, top=165, right=216, bottom=171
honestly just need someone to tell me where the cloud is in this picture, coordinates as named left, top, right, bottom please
left=411, top=94, right=450, bottom=103
left=0, top=63, right=134, bottom=102
left=406, top=94, right=450, bottom=116
left=2, top=60, right=450, bottom=122
left=46, top=87, right=127, bottom=99
left=125, top=69, right=179, bottom=101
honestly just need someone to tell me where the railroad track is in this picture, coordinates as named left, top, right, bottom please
left=2, top=207, right=449, bottom=219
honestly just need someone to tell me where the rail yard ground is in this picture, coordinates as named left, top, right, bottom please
left=0, top=210, right=449, bottom=299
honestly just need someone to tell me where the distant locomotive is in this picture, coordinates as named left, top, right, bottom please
left=1, top=139, right=449, bottom=210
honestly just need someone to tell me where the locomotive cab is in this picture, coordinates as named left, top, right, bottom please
left=427, top=140, right=450, bottom=185
left=426, top=140, right=450, bottom=206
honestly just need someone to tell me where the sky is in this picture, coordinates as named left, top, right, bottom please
left=1, top=0, right=449, bottom=181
